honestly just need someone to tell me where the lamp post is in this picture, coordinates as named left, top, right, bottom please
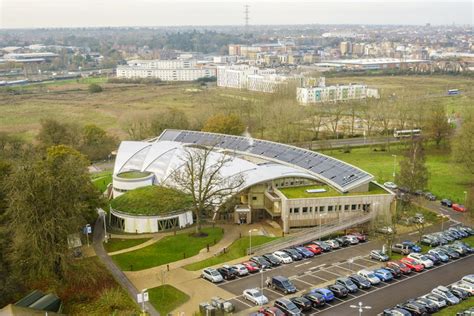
left=391, top=154, right=397, bottom=180
left=464, top=191, right=468, bottom=205
left=319, top=213, right=323, bottom=241
left=350, top=302, right=372, bottom=316
left=141, top=288, right=148, bottom=314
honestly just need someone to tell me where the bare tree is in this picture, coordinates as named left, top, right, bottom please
left=170, top=145, right=245, bottom=235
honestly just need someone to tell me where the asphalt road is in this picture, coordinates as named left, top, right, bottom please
left=292, top=136, right=400, bottom=150
left=316, top=254, right=474, bottom=316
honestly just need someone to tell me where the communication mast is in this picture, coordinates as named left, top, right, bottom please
left=244, top=4, right=250, bottom=30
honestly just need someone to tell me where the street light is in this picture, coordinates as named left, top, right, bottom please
left=350, top=302, right=372, bottom=316
left=392, top=154, right=397, bottom=180
left=248, top=229, right=258, bottom=255
left=464, top=191, right=468, bottom=205
left=141, top=288, right=148, bottom=314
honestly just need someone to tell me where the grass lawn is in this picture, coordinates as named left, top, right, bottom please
left=464, top=235, right=474, bottom=247
left=103, top=238, right=151, bottom=253
left=184, top=235, right=279, bottom=271
left=112, top=227, right=224, bottom=271
left=91, top=171, right=112, bottom=193
left=148, top=285, right=190, bottom=316
left=116, top=170, right=151, bottom=179
left=435, top=297, right=473, bottom=316
left=279, top=182, right=388, bottom=199
left=322, top=144, right=470, bottom=203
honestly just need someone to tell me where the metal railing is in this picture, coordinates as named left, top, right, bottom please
left=248, top=212, right=375, bottom=255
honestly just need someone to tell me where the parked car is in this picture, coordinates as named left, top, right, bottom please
left=384, top=182, right=398, bottom=190
left=383, top=308, right=412, bottom=316
left=357, top=269, right=381, bottom=285
left=349, top=232, right=368, bottom=242
left=441, top=199, right=453, bottom=207
left=461, top=274, right=474, bottom=284
left=451, top=281, right=474, bottom=295
left=256, top=307, right=285, bottom=316
left=453, top=241, right=474, bottom=253
left=334, top=237, right=350, bottom=247
left=420, top=235, right=440, bottom=247
left=202, top=268, right=223, bottom=283
left=273, top=251, right=293, bottom=264
left=304, top=243, right=323, bottom=255
left=392, top=243, right=412, bottom=255
left=303, top=292, right=326, bottom=307
left=243, top=288, right=269, bottom=305
left=424, top=192, right=436, bottom=201
left=327, top=284, right=348, bottom=298
left=282, top=248, right=303, bottom=261
left=349, top=274, right=372, bottom=289
left=373, top=269, right=394, bottom=282
left=231, top=264, right=249, bottom=276
left=387, top=261, right=412, bottom=275
left=314, top=241, right=333, bottom=251
left=396, top=301, right=428, bottom=316
left=217, top=266, right=238, bottom=280
left=452, top=204, right=467, bottom=212
left=449, top=286, right=470, bottom=300
left=326, top=239, right=341, bottom=249
left=310, top=288, right=335, bottom=302
left=377, top=226, right=394, bottom=235
left=424, top=253, right=441, bottom=265
left=444, top=244, right=467, bottom=256
left=267, top=276, right=297, bottom=294
left=413, top=297, right=439, bottom=313
left=458, top=226, right=474, bottom=235
left=242, top=261, right=260, bottom=273
left=422, top=293, right=447, bottom=308
left=402, top=241, right=422, bottom=253
left=342, top=235, right=359, bottom=245
left=400, top=257, right=424, bottom=272
left=289, top=296, right=312, bottom=312
left=384, top=266, right=402, bottom=278
left=294, top=246, right=315, bottom=258
left=335, top=277, right=358, bottom=293
left=436, top=247, right=460, bottom=259
left=263, top=253, right=282, bottom=266
left=432, top=286, right=460, bottom=305
left=408, top=253, right=434, bottom=268
left=274, top=298, right=302, bottom=316
left=250, top=256, right=272, bottom=270
left=370, top=249, right=389, bottom=261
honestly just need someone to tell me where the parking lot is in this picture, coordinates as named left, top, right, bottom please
left=196, top=221, right=471, bottom=314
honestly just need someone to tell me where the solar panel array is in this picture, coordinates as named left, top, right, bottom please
left=158, top=130, right=373, bottom=191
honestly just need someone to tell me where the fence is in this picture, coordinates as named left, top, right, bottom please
left=248, top=212, right=375, bottom=255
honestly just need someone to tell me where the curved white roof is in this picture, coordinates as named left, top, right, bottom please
left=114, top=130, right=373, bottom=193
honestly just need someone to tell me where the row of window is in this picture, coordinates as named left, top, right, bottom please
left=289, top=203, right=371, bottom=214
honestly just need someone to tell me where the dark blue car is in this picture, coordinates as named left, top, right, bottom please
left=294, top=247, right=315, bottom=258
left=402, top=241, right=421, bottom=253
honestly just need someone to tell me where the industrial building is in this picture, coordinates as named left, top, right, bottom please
left=316, top=58, right=430, bottom=70
left=111, top=130, right=394, bottom=233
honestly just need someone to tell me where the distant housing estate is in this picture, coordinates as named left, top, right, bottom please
left=297, top=79, right=379, bottom=104
left=116, top=59, right=216, bottom=81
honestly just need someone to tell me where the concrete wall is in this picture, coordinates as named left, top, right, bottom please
left=111, top=209, right=193, bottom=234
left=112, top=173, right=154, bottom=197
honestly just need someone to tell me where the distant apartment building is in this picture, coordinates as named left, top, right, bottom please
left=116, top=59, right=216, bottom=81
left=297, top=79, right=379, bottom=104
left=340, top=42, right=352, bottom=55
left=217, top=65, right=300, bottom=93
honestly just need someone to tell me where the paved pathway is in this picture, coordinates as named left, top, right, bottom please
left=93, top=216, right=160, bottom=316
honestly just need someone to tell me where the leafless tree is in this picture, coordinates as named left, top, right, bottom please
left=170, top=145, right=245, bottom=235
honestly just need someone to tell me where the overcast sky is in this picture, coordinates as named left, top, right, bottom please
left=1, top=0, right=472, bottom=28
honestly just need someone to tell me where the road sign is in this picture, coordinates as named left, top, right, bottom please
left=137, top=292, right=149, bottom=303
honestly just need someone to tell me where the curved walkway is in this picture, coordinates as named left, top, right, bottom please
left=93, top=216, right=160, bottom=316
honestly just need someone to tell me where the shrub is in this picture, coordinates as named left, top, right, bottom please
left=88, top=83, right=103, bottom=93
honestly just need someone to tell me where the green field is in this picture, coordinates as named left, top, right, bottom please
left=322, top=144, right=470, bottom=203
left=112, top=227, right=224, bottom=271
left=184, top=235, right=279, bottom=271
left=148, top=285, right=190, bottom=316
left=91, top=171, right=113, bottom=193
left=103, top=237, right=151, bottom=253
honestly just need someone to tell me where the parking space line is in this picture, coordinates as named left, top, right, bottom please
left=294, top=277, right=314, bottom=287
left=307, top=273, right=328, bottom=282
left=233, top=297, right=253, bottom=308
left=320, top=268, right=343, bottom=277
left=351, top=261, right=367, bottom=268
left=264, top=287, right=283, bottom=296
left=333, top=264, right=353, bottom=272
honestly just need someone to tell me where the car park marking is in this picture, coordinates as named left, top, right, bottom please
left=319, top=268, right=343, bottom=277
left=263, top=287, right=283, bottom=296
left=305, top=274, right=328, bottom=283
left=408, top=231, right=418, bottom=235
left=292, top=277, right=314, bottom=287
left=350, top=261, right=368, bottom=268
left=332, top=264, right=354, bottom=273
left=308, top=253, right=473, bottom=315
left=233, top=297, right=253, bottom=308
left=309, top=264, right=326, bottom=271
left=295, top=261, right=312, bottom=268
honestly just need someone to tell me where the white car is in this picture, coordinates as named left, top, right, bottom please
left=326, top=239, right=340, bottom=249
left=422, top=294, right=447, bottom=308
left=462, top=274, right=474, bottom=285
left=383, top=182, right=398, bottom=190
left=202, top=268, right=223, bottom=283
left=451, top=281, right=474, bottom=295
left=407, top=253, right=433, bottom=268
left=357, top=269, right=381, bottom=285
left=273, top=250, right=293, bottom=264
left=231, top=264, right=249, bottom=276
left=243, top=288, right=269, bottom=305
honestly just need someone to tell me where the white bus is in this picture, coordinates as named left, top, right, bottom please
left=393, top=129, right=422, bottom=138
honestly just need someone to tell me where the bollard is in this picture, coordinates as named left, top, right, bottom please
left=207, top=244, right=210, bottom=252
left=239, top=232, right=242, bottom=238
left=130, top=265, right=133, bottom=271
left=167, top=264, right=170, bottom=272
left=183, top=252, right=186, bottom=259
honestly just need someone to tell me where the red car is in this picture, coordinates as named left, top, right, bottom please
left=305, top=244, right=323, bottom=255
left=349, top=232, right=367, bottom=242
left=400, top=257, right=424, bottom=272
left=256, top=307, right=285, bottom=316
left=452, top=204, right=467, bottom=212
left=386, top=261, right=412, bottom=274
left=242, top=261, right=260, bottom=273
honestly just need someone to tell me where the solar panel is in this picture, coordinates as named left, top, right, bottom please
left=158, top=130, right=373, bottom=191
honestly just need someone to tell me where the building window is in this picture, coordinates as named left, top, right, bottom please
left=252, top=196, right=257, bottom=201
left=328, top=206, right=333, bottom=212
left=302, top=207, right=308, bottom=213
left=338, top=205, right=342, bottom=211
left=351, top=204, right=357, bottom=210
left=289, top=208, right=293, bottom=213
left=309, top=207, right=313, bottom=212
left=344, top=205, right=349, bottom=211
left=293, top=207, right=300, bottom=214
left=319, top=206, right=325, bottom=212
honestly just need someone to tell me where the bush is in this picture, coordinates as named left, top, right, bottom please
left=88, top=83, right=103, bottom=93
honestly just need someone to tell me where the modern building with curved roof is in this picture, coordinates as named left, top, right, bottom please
left=112, top=129, right=395, bottom=233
